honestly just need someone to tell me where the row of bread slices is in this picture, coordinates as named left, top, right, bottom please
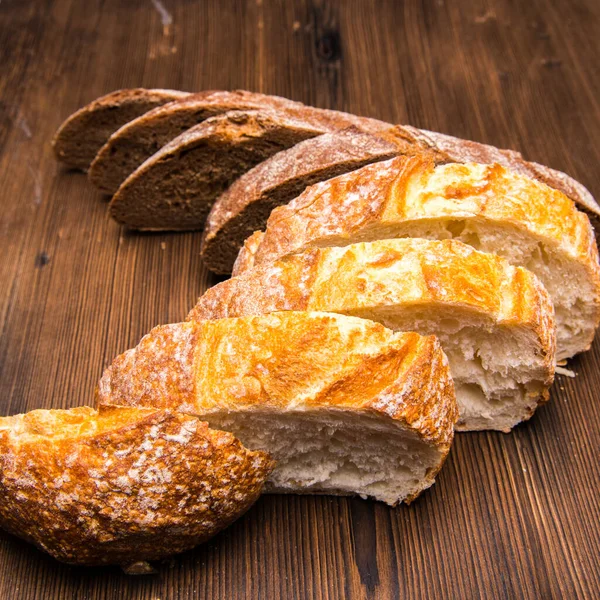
left=52, top=88, right=600, bottom=276
left=52, top=90, right=600, bottom=361
left=2, top=229, right=598, bottom=569
left=0, top=92, right=597, bottom=570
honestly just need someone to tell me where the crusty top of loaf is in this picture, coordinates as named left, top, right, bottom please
left=98, top=311, right=457, bottom=449
left=232, top=230, right=266, bottom=276
left=120, top=89, right=391, bottom=136
left=0, top=405, right=273, bottom=566
left=399, top=126, right=600, bottom=216
left=92, top=90, right=390, bottom=175
left=249, top=155, right=600, bottom=283
left=189, top=239, right=556, bottom=381
left=203, top=127, right=401, bottom=238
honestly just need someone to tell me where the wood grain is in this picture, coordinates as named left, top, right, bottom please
left=0, top=0, right=599, bottom=598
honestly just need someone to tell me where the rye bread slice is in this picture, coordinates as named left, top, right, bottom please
left=109, top=110, right=333, bottom=231
left=200, top=127, right=408, bottom=274
left=89, top=90, right=390, bottom=195
left=52, top=88, right=191, bottom=171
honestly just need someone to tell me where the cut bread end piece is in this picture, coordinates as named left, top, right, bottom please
left=190, top=239, right=557, bottom=432
left=52, top=88, right=191, bottom=171
left=97, top=311, right=458, bottom=505
left=108, top=110, right=327, bottom=231
left=0, top=405, right=273, bottom=567
left=243, top=155, right=599, bottom=360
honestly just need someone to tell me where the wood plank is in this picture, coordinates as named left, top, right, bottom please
left=0, top=0, right=598, bottom=598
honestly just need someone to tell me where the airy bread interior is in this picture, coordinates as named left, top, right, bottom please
left=201, top=408, right=443, bottom=506
left=346, top=304, right=550, bottom=431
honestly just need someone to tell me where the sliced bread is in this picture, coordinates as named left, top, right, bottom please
left=200, top=127, right=404, bottom=274
left=89, top=90, right=390, bottom=194
left=109, top=110, right=330, bottom=231
left=241, top=155, right=600, bottom=360
left=0, top=405, right=272, bottom=567
left=97, top=311, right=458, bottom=506
left=189, top=239, right=556, bottom=433
left=52, top=88, right=191, bottom=171
left=397, top=126, right=600, bottom=217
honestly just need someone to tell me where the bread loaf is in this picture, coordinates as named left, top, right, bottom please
left=190, top=239, right=556, bottom=432
left=0, top=405, right=272, bottom=567
left=200, top=127, right=404, bottom=274
left=241, top=155, right=599, bottom=360
left=89, top=91, right=390, bottom=194
left=98, top=311, right=458, bottom=505
left=52, top=88, right=190, bottom=171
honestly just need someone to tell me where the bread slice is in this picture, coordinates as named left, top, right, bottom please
left=52, top=88, right=190, bottom=171
left=108, top=110, right=338, bottom=231
left=189, top=239, right=556, bottom=432
left=200, top=127, right=404, bottom=274
left=97, top=311, right=458, bottom=505
left=397, top=125, right=600, bottom=217
left=89, top=90, right=390, bottom=194
left=0, top=405, right=272, bottom=567
left=242, top=155, right=600, bottom=360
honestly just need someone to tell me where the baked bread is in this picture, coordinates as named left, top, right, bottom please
left=108, top=110, right=337, bottom=231
left=0, top=405, right=272, bottom=567
left=52, top=88, right=190, bottom=171
left=189, top=239, right=556, bottom=432
left=200, top=127, right=403, bottom=274
left=240, top=155, right=600, bottom=360
left=89, top=90, right=390, bottom=194
left=97, top=311, right=458, bottom=505
left=397, top=125, right=600, bottom=217
left=233, top=230, right=265, bottom=276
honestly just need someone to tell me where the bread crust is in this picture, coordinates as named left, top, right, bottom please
left=98, top=312, right=458, bottom=452
left=396, top=126, right=600, bottom=216
left=89, top=90, right=390, bottom=194
left=52, top=88, right=191, bottom=171
left=251, top=155, right=598, bottom=271
left=0, top=405, right=273, bottom=566
left=189, top=239, right=556, bottom=398
left=200, top=127, right=402, bottom=273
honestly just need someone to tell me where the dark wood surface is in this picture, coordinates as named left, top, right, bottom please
left=1, top=0, right=599, bottom=598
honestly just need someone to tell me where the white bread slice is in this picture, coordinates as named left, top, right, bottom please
left=0, top=405, right=272, bottom=567
left=190, top=239, right=556, bottom=432
left=240, top=155, right=600, bottom=360
left=97, top=311, right=458, bottom=505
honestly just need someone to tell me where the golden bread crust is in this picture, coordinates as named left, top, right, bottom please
left=189, top=239, right=556, bottom=389
left=250, top=156, right=598, bottom=276
left=232, top=230, right=265, bottom=276
left=98, top=312, right=457, bottom=450
left=0, top=405, right=273, bottom=566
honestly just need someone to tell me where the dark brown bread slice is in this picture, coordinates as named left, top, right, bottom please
left=200, top=127, right=408, bottom=274
left=90, top=90, right=390, bottom=194
left=52, top=88, right=191, bottom=171
left=396, top=125, right=600, bottom=217
left=109, top=110, right=334, bottom=231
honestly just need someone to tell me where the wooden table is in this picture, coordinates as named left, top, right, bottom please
left=1, top=0, right=599, bottom=598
